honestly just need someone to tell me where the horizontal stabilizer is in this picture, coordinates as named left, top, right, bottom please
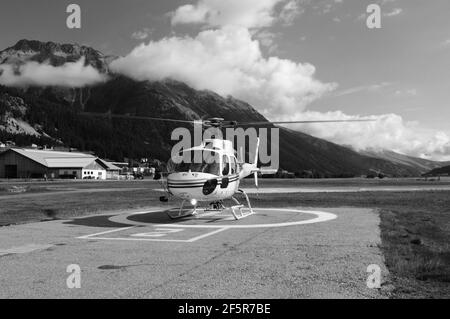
left=259, top=167, right=278, bottom=175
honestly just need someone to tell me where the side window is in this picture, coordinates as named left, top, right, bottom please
left=230, top=157, right=237, bottom=174
left=222, top=155, right=230, bottom=176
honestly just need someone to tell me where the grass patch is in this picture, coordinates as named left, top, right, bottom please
left=379, top=209, right=450, bottom=298
left=0, top=188, right=167, bottom=226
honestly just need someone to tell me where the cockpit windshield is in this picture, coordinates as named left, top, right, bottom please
left=167, top=150, right=221, bottom=175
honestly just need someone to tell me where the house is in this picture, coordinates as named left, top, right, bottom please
left=0, top=148, right=107, bottom=179
left=97, top=159, right=121, bottom=180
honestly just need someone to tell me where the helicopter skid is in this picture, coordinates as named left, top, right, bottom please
left=229, top=189, right=255, bottom=220
left=166, top=205, right=254, bottom=221
left=166, top=189, right=255, bottom=221
left=166, top=209, right=197, bottom=220
left=230, top=204, right=254, bottom=220
left=166, top=200, right=198, bottom=219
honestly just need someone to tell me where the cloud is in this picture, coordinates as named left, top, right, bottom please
left=394, top=89, right=417, bottom=97
left=383, top=8, right=402, bottom=17
left=356, top=13, right=366, bottom=21
left=333, top=82, right=392, bottom=97
left=254, top=30, right=279, bottom=53
left=441, top=39, right=450, bottom=47
left=170, top=0, right=284, bottom=28
left=110, top=26, right=336, bottom=117
left=282, top=111, right=450, bottom=161
left=356, top=5, right=403, bottom=21
left=131, top=28, right=153, bottom=40
left=320, top=3, right=333, bottom=14
left=0, top=58, right=106, bottom=88
left=307, top=0, right=345, bottom=15
left=279, top=0, right=304, bottom=26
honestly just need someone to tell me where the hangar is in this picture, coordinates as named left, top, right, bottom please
left=0, top=148, right=115, bottom=179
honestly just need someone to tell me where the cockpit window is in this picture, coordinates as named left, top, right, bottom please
left=167, top=150, right=221, bottom=175
left=222, top=155, right=230, bottom=176
left=230, top=156, right=238, bottom=174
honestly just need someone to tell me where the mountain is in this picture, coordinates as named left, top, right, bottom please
left=80, top=77, right=424, bottom=176
left=0, top=39, right=114, bottom=72
left=424, top=165, right=450, bottom=176
left=359, top=148, right=450, bottom=174
left=0, top=39, right=441, bottom=177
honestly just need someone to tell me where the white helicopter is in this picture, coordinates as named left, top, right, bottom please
left=82, top=113, right=373, bottom=220
left=163, top=134, right=268, bottom=220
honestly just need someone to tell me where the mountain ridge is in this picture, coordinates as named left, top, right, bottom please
left=359, top=148, right=450, bottom=174
left=424, top=165, right=450, bottom=176
left=0, top=39, right=114, bottom=72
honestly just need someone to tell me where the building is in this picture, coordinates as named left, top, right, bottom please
left=0, top=148, right=109, bottom=179
left=97, top=159, right=121, bottom=180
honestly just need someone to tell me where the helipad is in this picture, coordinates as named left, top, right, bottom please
left=0, top=206, right=386, bottom=298
left=78, top=208, right=337, bottom=242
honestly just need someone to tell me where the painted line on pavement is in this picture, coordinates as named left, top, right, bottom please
left=0, top=244, right=54, bottom=256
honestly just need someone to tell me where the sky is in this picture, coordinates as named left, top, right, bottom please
left=0, top=0, right=449, bottom=160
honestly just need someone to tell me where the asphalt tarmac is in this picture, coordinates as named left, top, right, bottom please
left=0, top=206, right=389, bottom=298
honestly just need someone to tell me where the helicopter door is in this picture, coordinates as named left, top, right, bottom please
left=221, top=155, right=230, bottom=189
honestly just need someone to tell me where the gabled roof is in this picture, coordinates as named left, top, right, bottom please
left=8, top=148, right=98, bottom=168
left=97, top=158, right=121, bottom=171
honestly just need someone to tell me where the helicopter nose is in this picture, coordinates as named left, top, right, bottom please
left=202, top=178, right=218, bottom=195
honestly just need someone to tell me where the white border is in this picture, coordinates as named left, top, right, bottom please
left=77, top=208, right=337, bottom=242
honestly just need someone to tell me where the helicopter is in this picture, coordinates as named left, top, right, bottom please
left=163, top=134, right=268, bottom=220
left=81, top=112, right=374, bottom=220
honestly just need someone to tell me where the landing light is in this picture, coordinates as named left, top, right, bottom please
left=190, top=199, right=198, bottom=206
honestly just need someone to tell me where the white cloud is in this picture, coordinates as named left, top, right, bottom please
left=279, top=0, right=303, bottom=26
left=110, top=26, right=336, bottom=117
left=383, top=8, right=402, bottom=17
left=131, top=28, right=153, bottom=40
left=333, top=82, right=392, bottom=97
left=395, top=89, right=417, bottom=97
left=321, top=3, right=333, bottom=14
left=171, top=0, right=284, bottom=28
left=356, top=13, right=366, bottom=21
left=356, top=6, right=403, bottom=21
left=0, top=58, right=106, bottom=88
left=308, top=0, right=345, bottom=15
left=254, top=30, right=279, bottom=53
left=281, top=111, right=450, bottom=161
left=441, top=39, right=450, bottom=47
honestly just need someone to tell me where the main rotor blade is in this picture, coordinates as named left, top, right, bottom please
left=80, top=112, right=376, bottom=127
left=236, top=119, right=376, bottom=126
left=79, top=112, right=198, bottom=124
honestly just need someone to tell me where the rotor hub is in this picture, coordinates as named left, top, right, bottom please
left=203, top=118, right=238, bottom=128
